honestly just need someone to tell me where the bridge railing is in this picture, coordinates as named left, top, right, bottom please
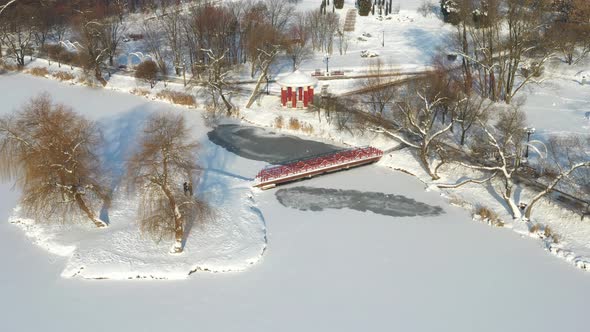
left=255, top=146, right=383, bottom=184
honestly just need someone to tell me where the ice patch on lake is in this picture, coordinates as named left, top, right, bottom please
left=208, top=124, right=342, bottom=164
left=275, top=186, right=444, bottom=217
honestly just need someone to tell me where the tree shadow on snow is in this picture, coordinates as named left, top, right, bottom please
left=96, top=107, right=153, bottom=222
left=402, top=27, right=452, bottom=64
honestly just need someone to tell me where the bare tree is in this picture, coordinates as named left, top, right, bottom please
left=127, top=113, right=207, bottom=253
left=160, top=4, right=184, bottom=75
left=524, top=135, right=590, bottom=219
left=458, top=106, right=528, bottom=218
left=0, top=1, right=35, bottom=67
left=202, top=48, right=235, bottom=114
left=72, top=9, right=110, bottom=85
left=306, top=9, right=339, bottom=53
left=285, top=14, right=313, bottom=71
left=101, top=16, right=127, bottom=67
left=245, top=25, right=283, bottom=108
left=454, top=0, right=553, bottom=103
left=264, top=0, right=294, bottom=30
left=0, top=94, right=108, bottom=228
left=454, top=92, right=491, bottom=146
left=373, top=91, right=458, bottom=180
left=336, top=28, right=349, bottom=55
left=360, top=58, right=397, bottom=115
left=141, top=19, right=167, bottom=75
left=546, top=0, right=590, bottom=65
left=32, top=3, right=56, bottom=52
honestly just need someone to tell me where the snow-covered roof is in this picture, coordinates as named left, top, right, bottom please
left=276, top=70, right=318, bottom=87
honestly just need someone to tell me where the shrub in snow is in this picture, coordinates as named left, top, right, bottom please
left=358, top=0, right=372, bottom=16
left=130, top=88, right=150, bottom=97
left=530, top=223, right=559, bottom=244
left=135, top=60, right=159, bottom=88
left=440, top=0, right=460, bottom=24
left=155, top=90, right=196, bottom=107
left=52, top=71, right=75, bottom=81
left=475, top=206, right=504, bottom=227
left=274, top=115, right=284, bottom=129
left=27, top=67, right=49, bottom=77
left=288, top=117, right=301, bottom=130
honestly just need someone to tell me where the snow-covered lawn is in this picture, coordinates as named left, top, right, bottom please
left=520, top=60, right=590, bottom=138
left=297, top=6, right=452, bottom=75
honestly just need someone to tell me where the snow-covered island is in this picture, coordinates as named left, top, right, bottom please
left=1, top=0, right=590, bottom=331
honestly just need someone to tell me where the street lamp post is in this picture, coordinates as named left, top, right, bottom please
left=324, top=53, right=330, bottom=76
left=524, top=127, right=536, bottom=160
left=182, top=60, right=186, bottom=87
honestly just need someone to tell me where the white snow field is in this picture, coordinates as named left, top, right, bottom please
left=296, top=2, right=452, bottom=75
left=520, top=60, right=590, bottom=138
left=2, top=74, right=590, bottom=331
left=0, top=73, right=267, bottom=279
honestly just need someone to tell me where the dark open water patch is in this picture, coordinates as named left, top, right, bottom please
left=207, top=124, right=342, bottom=164
left=276, top=186, right=444, bottom=218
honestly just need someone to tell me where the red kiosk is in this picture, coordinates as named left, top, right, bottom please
left=277, top=70, right=318, bottom=109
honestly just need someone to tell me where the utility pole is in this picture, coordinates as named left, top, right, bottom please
left=524, top=127, right=536, bottom=160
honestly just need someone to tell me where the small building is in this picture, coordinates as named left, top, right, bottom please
left=277, top=70, right=318, bottom=109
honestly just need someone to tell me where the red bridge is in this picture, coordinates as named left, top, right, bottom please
left=254, top=146, right=384, bottom=189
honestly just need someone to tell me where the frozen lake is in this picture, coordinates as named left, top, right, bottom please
left=1, top=74, right=590, bottom=331
left=208, top=124, right=342, bottom=164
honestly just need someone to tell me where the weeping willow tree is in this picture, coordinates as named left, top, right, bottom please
left=0, top=93, right=109, bottom=227
left=127, top=113, right=209, bottom=253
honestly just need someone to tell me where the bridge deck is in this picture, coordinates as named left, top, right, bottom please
left=254, top=146, right=383, bottom=189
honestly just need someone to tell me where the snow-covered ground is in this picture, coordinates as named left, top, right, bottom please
left=2, top=73, right=590, bottom=331
left=297, top=5, right=452, bottom=75
left=0, top=73, right=266, bottom=279
left=520, top=59, right=590, bottom=138
left=3, top=160, right=590, bottom=331
left=2, top=1, right=590, bottom=329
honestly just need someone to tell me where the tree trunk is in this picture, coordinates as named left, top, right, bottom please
left=94, top=64, right=107, bottom=86
left=420, top=146, right=439, bottom=180
left=162, top=185, right=184, bottom=253
left=246, top=62, right=271, bottom=108
left=460, top=128, right=467, bottom=146
left=75, top=194, right=107, bottom=228
left=218, top=89, right=234, bottom=114
left=502, top=178, right=520, bottom=218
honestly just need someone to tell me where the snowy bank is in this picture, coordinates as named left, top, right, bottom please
left=9, top=172, right=266, bottom=280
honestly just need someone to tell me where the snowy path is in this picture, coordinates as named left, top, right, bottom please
left=1, top=74, right=590, bottom=331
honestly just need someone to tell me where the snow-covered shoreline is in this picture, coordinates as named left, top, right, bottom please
left=238, top=98, right=590, bottom=274
left=3, top=73, right=590, bottom=332
left=6, top=64, right=589, bottom=275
